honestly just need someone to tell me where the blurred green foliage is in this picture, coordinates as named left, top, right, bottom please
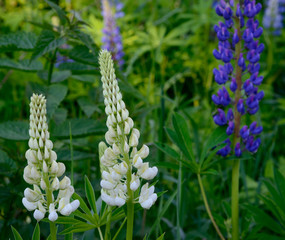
left=0, top=0, right=285, bottom=239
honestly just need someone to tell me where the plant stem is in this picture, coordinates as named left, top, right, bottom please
left=98, top=227, right=104, bottom=240
left=231, top=159, right=240, bottom=240
left=69, top=122, right=74, bottom=185
left=119, top=134, right=134, bottom=240
left=47, top=49, right=57, bottom=85
left=105, top=206, right=112, bottom=240
left=44, top=173, right=57, bottom=240
left=197, top=174, right=225, bottom=240
left=232, top=0, right=242, bottom=239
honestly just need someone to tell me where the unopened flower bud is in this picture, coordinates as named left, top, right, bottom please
left=33, top=209, right=45, bottom=221
left=51, top=177, right=59, bottom=190
left=56, top=162, right=65, bottom=177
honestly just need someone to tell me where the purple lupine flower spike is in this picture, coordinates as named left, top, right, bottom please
left=101, top=0, right=125, bottom=67
left=213, top=0, right=264, bottom=157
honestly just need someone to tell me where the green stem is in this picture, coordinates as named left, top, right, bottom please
left=104, top=206, right=112, bottom=240
left=98, top=227, right=104, bottom=240
left=231, top=160, right=240, bottom=240
left=112, top=217, right=127, bottom=240
left=197, top=174, right=225, bottom=240
left=119, top=134, right=134, bottom=240
left=69, top=122, right=74, bottom=185
left=47, top=49, right=57, bottom=85
left=44, top=173, right=57, bottom=240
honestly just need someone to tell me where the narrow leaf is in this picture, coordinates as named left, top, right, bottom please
left=32, top=223, right=40, bottom=240
left=11, top=226, right=23, bottom=240
left=84, top=176, right=97, bottom=215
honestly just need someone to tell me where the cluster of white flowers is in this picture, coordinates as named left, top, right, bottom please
left=98, top=50, right=158, bottom=209
left=22, top=94, right=79, bottom=221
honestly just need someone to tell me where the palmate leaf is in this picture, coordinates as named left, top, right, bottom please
left=31, top=30, right=65, bottom=61
left=199, top=126, right=228, bottom=166
left=0, top=32, right=37, bottom=52
left=172, top=113, right=195, bottom=162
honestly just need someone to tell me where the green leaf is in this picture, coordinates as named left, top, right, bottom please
left=84, top=176, right=97, bottom=215
left=0, top=121, right=29, bottom=140
left=72, top=193, right=92, bottom=215
left=0, top=149, right=17, bottom=174
left=44, top=0, right=68, bottom=25
left=156, top=233, right=165, bottom=240
left=32, top=223, right=40, bottom=240
left=57, top=150, right=95, bottom=161
left=172, top=113, right=195, bottom=162
left=274, top=169, right=285, bottom=201
left=0, top=59, right=43, bottom=71
left=31, top=30, right=65, bottom=61
left=52, top=119, right=106, bottom=138
left=57, top=62, right=97, bottom=73
left=200, top=126, right=228, bottom=165
left=46, top=84, right=68, bottom=120
left=68, top=45, right=98, bottom=66
left=149, top=190, right=177, bottom=235
left=51, top=71, right=71, bottom=83
left=54, top=217, right=84, bottom=225
left=11, top=226, right=23, bottom=240
left=154, top=142, right=179, bottom=160
left=59, top=223, right=95, bottom=235
left=245, top=204, right=285, bottom=234
left=0, top=32, right=37, bottom=52
left=78, top=97, right=101, bottom=118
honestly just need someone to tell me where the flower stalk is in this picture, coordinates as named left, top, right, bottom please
left=98, top=50, right=158, bottom=239
left=22, top=94, right=80, bottom=238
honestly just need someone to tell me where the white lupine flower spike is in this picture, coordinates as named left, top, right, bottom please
left=22, top=93, right=80, bottom=222
left=99, top=50, right=158, bottom=210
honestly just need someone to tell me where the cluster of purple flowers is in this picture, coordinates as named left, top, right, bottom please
left=55, top=44, right=74, bottom=68
left=101, top=0, right=125, bottom=67
left=212, top=0, right=264, bottom=157
left=263, top=0, right=285, bottom=35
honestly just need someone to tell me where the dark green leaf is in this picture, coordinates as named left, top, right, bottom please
left=31, top=30, right=65, bottom=61
left=0, top=149, right=17, bottom=174
left=154, top=142, right=179, bottom=160
left=84, top=176, right=97, bottom=215
left=0, top=32, right=37, bottom=52
left=57, top=62, right=97, bottom=73
left=68, top=45, right=98, bottom=66
left=46, top=84, right=68, bottom=120
left=59, top=223, right=95, bottom=235
left=200, top=126, right=228, bottom=164
left=78, top=97, right=101, bottom=118
left=32, top=223, right=40, bottom=240
left=57, top=150, right=95, bottom=161
left=172, top=113, right=195, bottom=162
left=44, top=0, right=68, bottom=25
left=0, top=59, right=42, bottom=71
left=51, top=71, right=71, bottom=83
left=11, top=226, right=23, bottom=240
left=0, top=121, right=29, bottom=140
left=52, top=119, right=106, bottom=138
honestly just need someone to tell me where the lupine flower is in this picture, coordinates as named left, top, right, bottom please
left=55, top=44, right=74, bottom=68
left=98, top=50, right=158, bottom=209
left=101, top=0, right=124, bottom=67
left=263, top=0, right=285, bottom=35
left=213, top=0, right=264, bottom=157
left=22, top=94, right=79, bottom=221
